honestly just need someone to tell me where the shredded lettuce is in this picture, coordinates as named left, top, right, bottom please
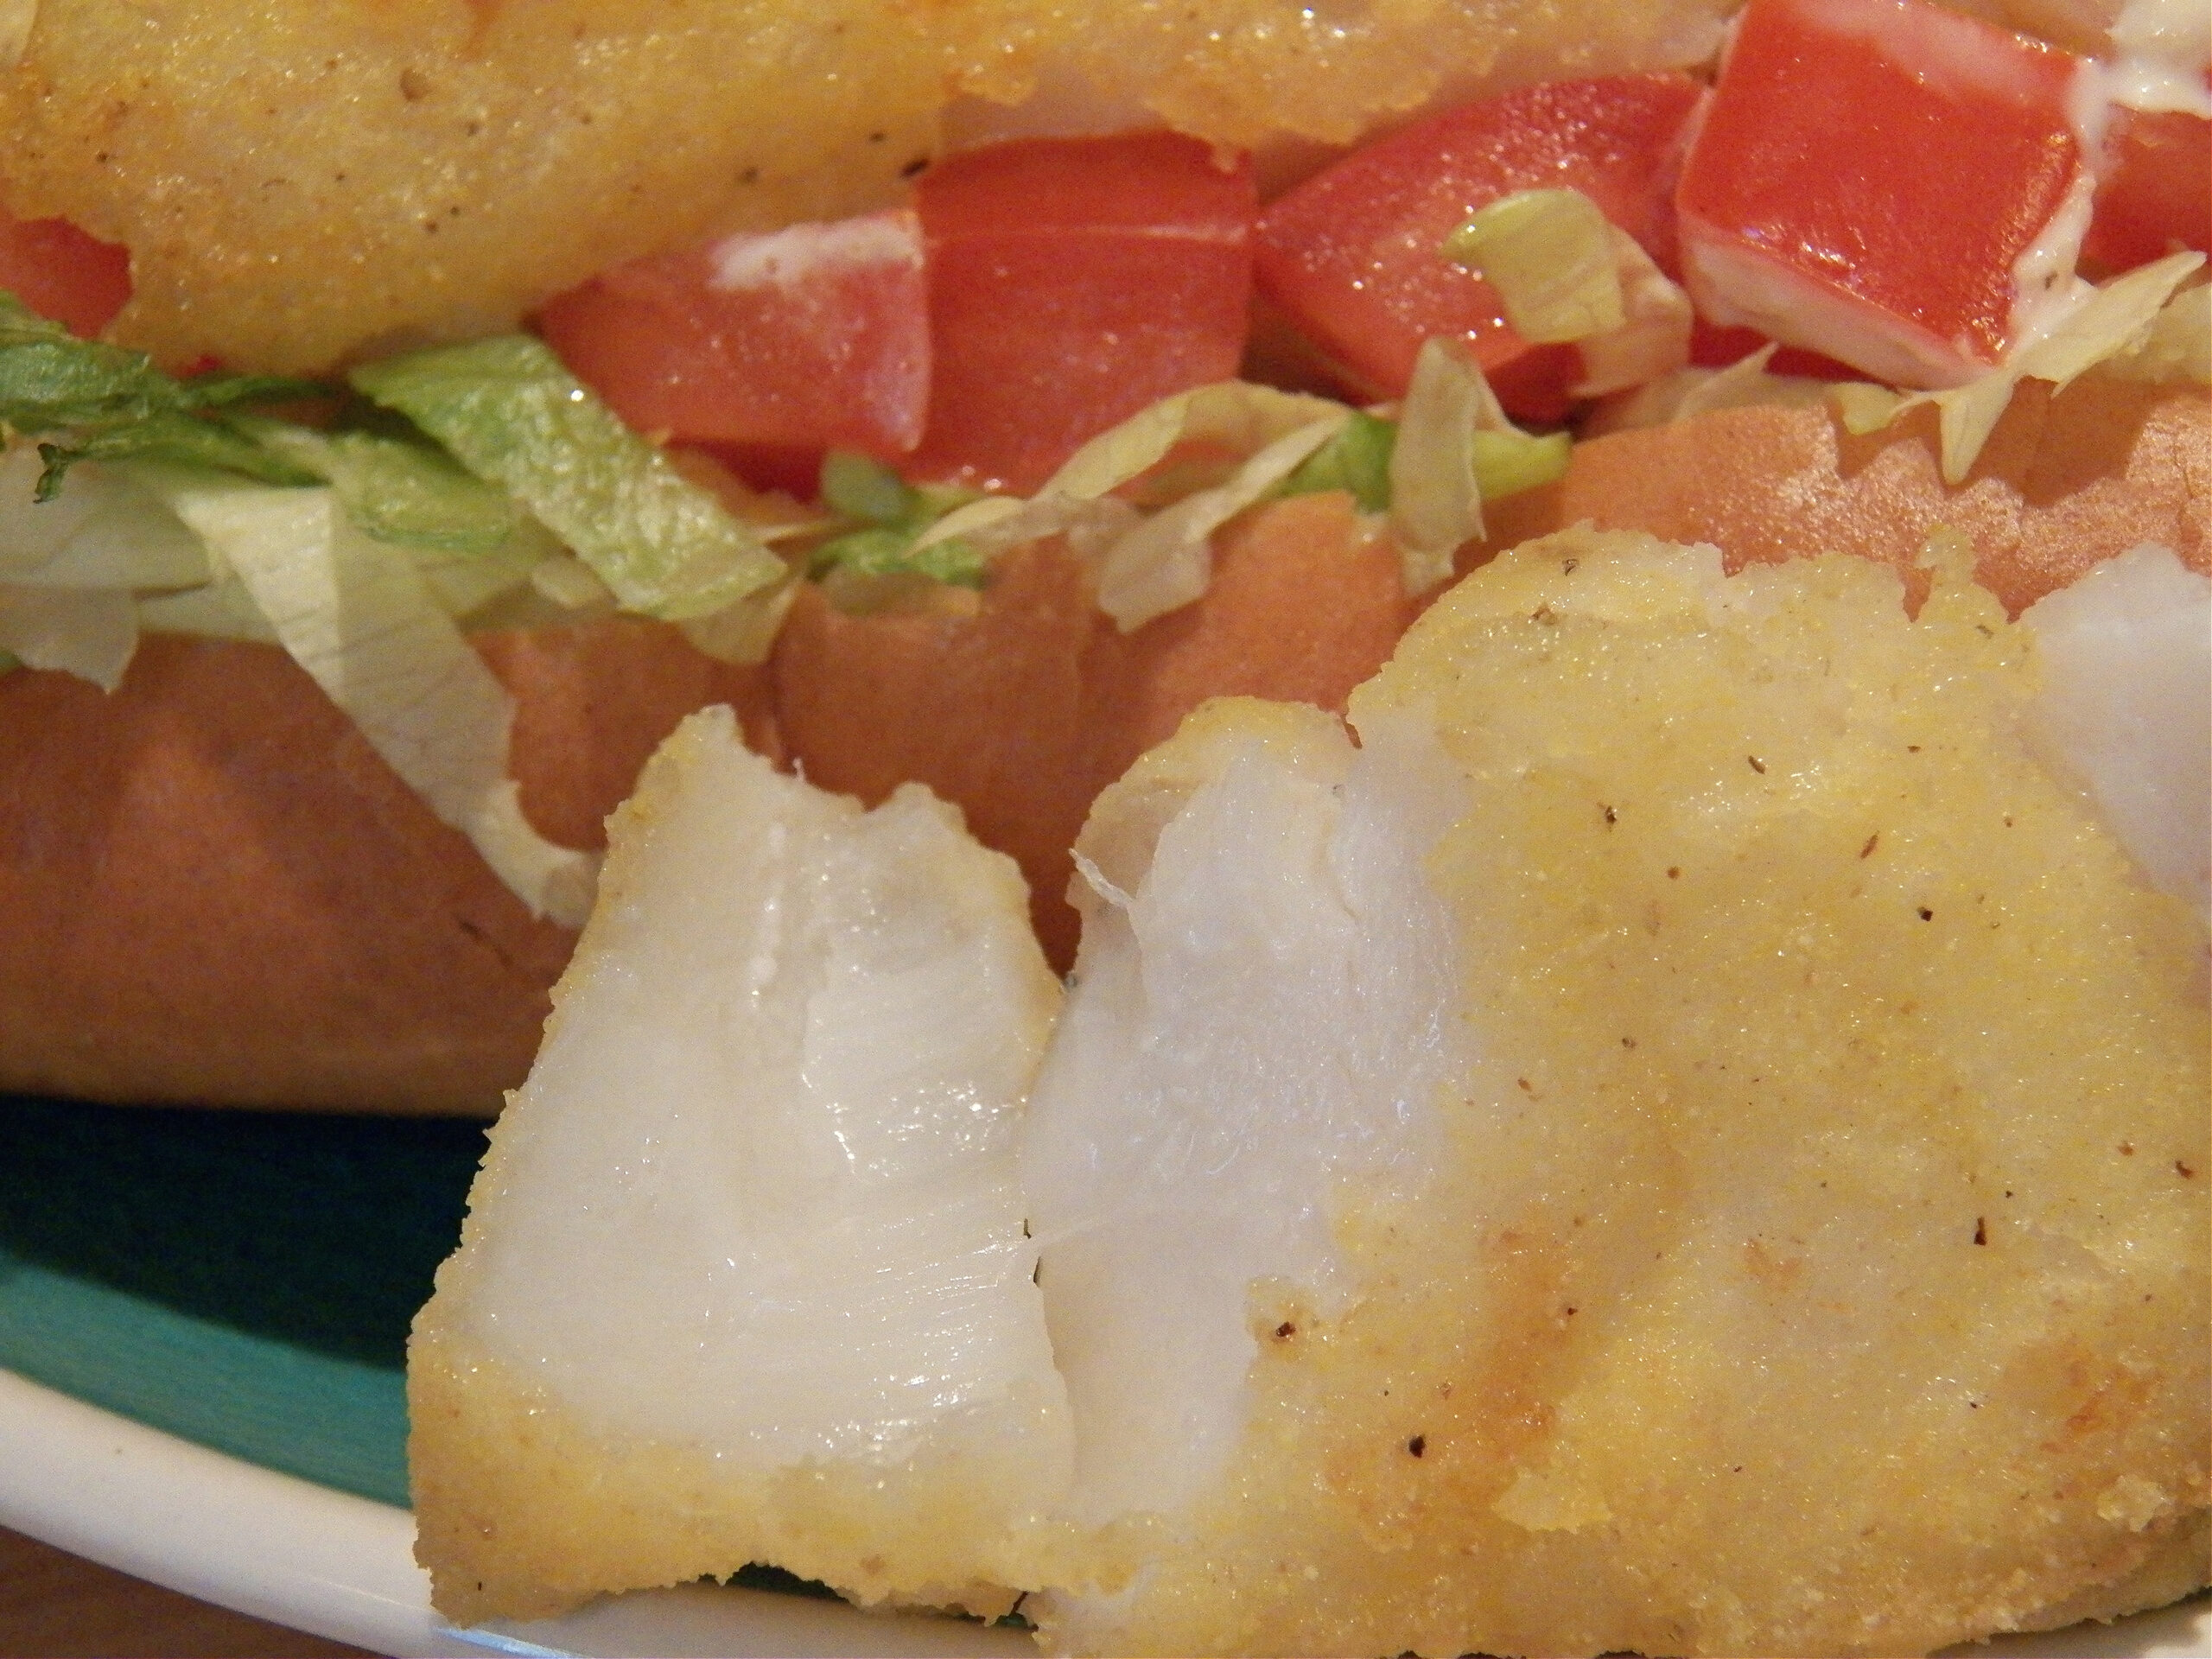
left=0, top=296, right=325, bottom=499
left=810, top=450, right=988, bottom=588
left=1444, top=189, right=1624, bottom=345
left=1440, top=190, right=1688, bottom=399
left=1388, top=341, right=1486, bottom=593
left=910, top=381, right=1351, bottom=629
left=678, top=580, right=804, bottom=658
left=0, top=583, right=137, bottom=690
left=152, top=476, right=601, bottom=926
left=0, top=445, right=211, bottom=590
left=1385, top=339, right=1573, bottom=594
left=1090, top=410, right=1346, bottom=630
left=887, top=364, right=1569, bottom=625
left=1470, top=427, right=1572, bottom=499
left=246, top=421, right=533, bottom=556
left=1839, top=251, right=2206, bottom=482
left=1572, top=230, right=1694, bottom=397
left=1586, top=345, right=1839, bottom=434
left=0, top=296, right=569, bottom=629
left=350, top=336, right=785, bottom=622
left=2096, top=276, right=2209, bottom=385
left=819, top=448, right=922, bottom=527
left=133, top=575, right=281, bottom=645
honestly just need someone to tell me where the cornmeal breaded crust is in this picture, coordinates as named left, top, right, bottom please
left=409, top=532, right=2209, bottom=1654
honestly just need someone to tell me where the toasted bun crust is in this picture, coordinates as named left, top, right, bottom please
left=2, top=380, right=2201, bottom=1113
left=0, top=622, right=775, bottom=1114
left=1475, top=377, right=2209, bottom=614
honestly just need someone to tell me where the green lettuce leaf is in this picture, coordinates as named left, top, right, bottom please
left=810, top=450, right=988, bottom=588
left=246, top=421, right=531, bottom=556
left=1283, top=411, right=1396, bottom=513
left=0, top=295, right=327, bottom=498
left=350, top=336, right=785, bottom=621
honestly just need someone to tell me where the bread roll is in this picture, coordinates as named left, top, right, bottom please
left=4, top=373, right=2199, bottom=1112
left=0, top=622, right=775, bottom=1114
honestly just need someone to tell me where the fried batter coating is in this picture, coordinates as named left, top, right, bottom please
left=0, top=0, right=1730, bottom=372
left=0, top=0, right=944, bottom=371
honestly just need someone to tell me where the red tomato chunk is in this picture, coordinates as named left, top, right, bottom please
left=537, top=209, right=931, bottom=462
left=905, top=132, right=1257, bottom=493
left=0, top=209, right=131, bottom=340
left=1676, top=0, right=2087, bottom=390
left=1252, top=74, right=1704, bottom=424
left=2083, top=103, right=2211, bottom=273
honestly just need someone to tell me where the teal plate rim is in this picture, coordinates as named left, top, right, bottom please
left=0, top=1094, right=487, bottom=1509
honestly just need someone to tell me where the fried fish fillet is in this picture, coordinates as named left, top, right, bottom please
left=411, top=528, right=2209, bottom=1653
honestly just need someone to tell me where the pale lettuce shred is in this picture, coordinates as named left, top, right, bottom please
left=1387, top=339, right=1569, bottom=594
left=1445, top=188, right=1622, bottom=343
left=1836, top=251, right=2206, bottom=483
left=1387, top=340, right=1491, bottom=593
left=912, top=382, right=1350, bottom=631
left=0, top=584, right=136, bottom=690
left=0, top=445, right=208, bottom=682
left=0, top=445, right=210, bottom=590
left=1573, top=231, right=1694, bottom=397
left=153, top=477, right=601, bottom=927
left=1442, top=188, right=1691, bottom=398
left=2098, top=279, right=2210, bottom=385
left=133, top=572, right=281, bottom=644
left=251, top=428, right=559, bottom=620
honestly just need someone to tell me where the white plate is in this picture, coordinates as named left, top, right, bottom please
left=1, top=1365, right=2202, bottom=1659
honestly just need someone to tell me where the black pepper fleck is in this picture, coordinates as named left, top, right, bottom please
left=1407, top=1435, right=1427, bottom=1458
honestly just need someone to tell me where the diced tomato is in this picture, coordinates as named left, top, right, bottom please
left=1676, top=0, right=2085, bottom=390
left=0, top=208, right=130, bottom=339
left=2083, top=104, right=2211, bottom=273
left=1251, top=74, right=1705, bottom=423
left=904, top=132, right=1256, bottom=493
left=537, top=209, right=931, bottom=462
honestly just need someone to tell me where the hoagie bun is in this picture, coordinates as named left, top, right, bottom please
left=2, top=372, right=2201, bottom=1111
